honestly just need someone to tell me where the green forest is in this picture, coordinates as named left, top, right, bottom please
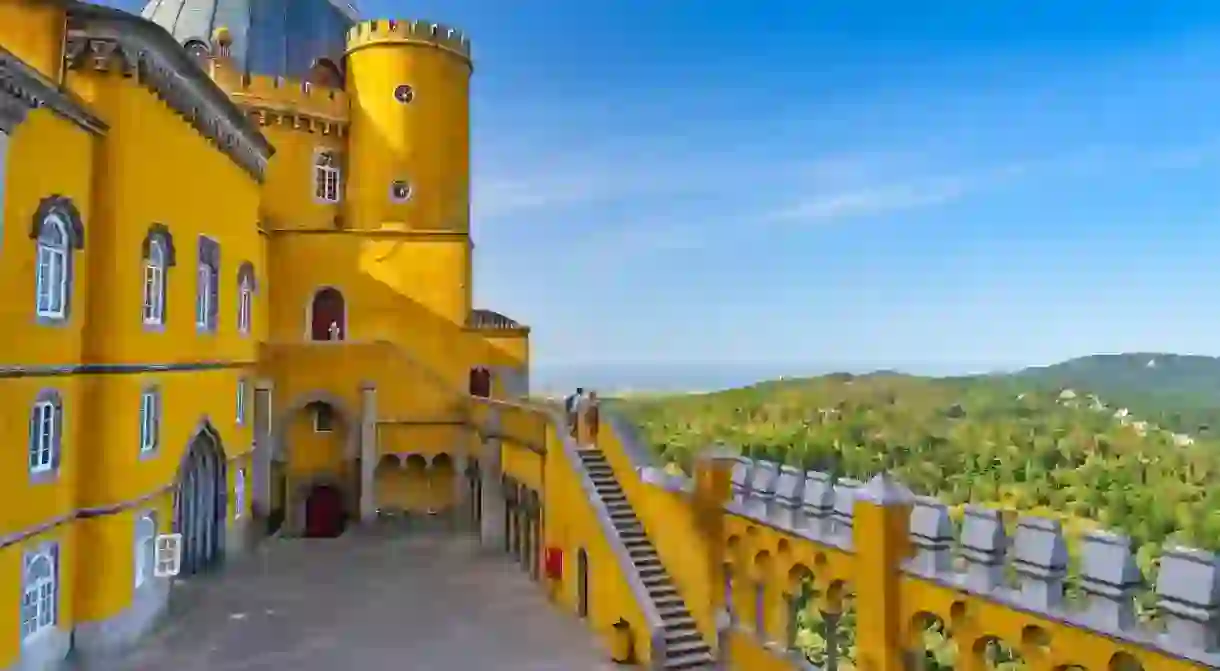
left=611, top=353, right=1220, bottom=668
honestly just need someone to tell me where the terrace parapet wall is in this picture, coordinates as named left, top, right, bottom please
left=637, top=455, right=1220, bottom=670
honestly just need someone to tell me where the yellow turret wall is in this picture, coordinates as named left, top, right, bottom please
left=0, top=2, right=528, bottom=668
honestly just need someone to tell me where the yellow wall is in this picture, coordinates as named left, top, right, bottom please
left=0, top=0, right=65, bottom=79
left=0, top=108, right=93, bottom=368
left=258, top=123, right=344, bottom=231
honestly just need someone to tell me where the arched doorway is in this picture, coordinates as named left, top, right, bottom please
left=307, top=58, right=343, bottom=88
left=304, top=484, right=346, bottom=538
left=468, top=367, right=491, bottom=398
left=174, top=426, right=227, bottom=576
left=577, top=549, right=589, bottom=618
left=310, top=287, right=346, bottom=341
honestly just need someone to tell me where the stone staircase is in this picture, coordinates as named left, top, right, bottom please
left=576, top=448, right=715, bottom=670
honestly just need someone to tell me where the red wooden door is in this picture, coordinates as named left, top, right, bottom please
left=310, top=288, right=345, bottom=341
left=305, top=485, right=344, bottom=537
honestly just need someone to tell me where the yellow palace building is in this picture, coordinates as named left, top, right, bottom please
left=0, top=0, right=528, bottom=666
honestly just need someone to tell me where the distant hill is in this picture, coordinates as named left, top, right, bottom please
left=1010, top=353, right=1220, bottom=434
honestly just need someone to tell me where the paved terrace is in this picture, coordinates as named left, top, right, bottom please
left=97, top=531, right=615, bottom=671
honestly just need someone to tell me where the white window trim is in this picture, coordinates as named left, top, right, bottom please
left=237, top=277, right=253, bottom=334
left=139, top=390, right=159, bottom=453
left=234, top=468, right=245, bottom=520
left=134, top=513, right=156, bottom=588
left=142, top=240, right=166, bottom=325
left=21, top=547, right=57, bottom=643
left=313, top=404, right=333, bottom=433
left=34, top=214, right=69, bottom=320
left=313, top=149, right=341, bottom=203
left=236, top=379, right=246, bottom=426
left=195, top=262, right=214, bottom=329
left=29, top=400, right=56, bottom=474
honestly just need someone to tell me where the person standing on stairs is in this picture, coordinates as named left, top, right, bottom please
left=565, top=387, right=585, bottom=434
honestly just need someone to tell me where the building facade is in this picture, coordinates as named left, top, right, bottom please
left=0, top=0, right=528, bottom=667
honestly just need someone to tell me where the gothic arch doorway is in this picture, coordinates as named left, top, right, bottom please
left=310, top=287, right=346, bottom=341
left=174, top=425, right=227, bottom=576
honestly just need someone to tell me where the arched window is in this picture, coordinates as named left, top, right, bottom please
left=134, top=513, right=156, bottom=588
left=314, top=149, right=341, bottom=203
left=309, top=287, right=345, bottom=341
left=307, top=58, right=343, bottom=88
left=183, top=40, right=210, bottom=65
left=28, top=390, right=62, bottom=476
left=469, top=367, right=492, bottom=398
left=196, top=236, right=219, bottom=332
left=236, top=261, right=256, bottom=335
left=143, top=239, right=166, bottom=325
left=21, top=545, right=58, bottom=641
left=35, top=213, right=70, bottom=319
left=139, top=387, right=160, bottom=455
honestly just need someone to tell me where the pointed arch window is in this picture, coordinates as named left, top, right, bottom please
left=196, top=236, right=220, bottom=333
left=236, top=261, right=256, bottom=335
left=139, top=387, right=160, bottom=455
left=314, top=149, right=341, bottom=203
left=141, top=224, right=176, bottom=327
left=21, top=544, right=58, bottom=642
left=29, top=196, right=84, bottom=324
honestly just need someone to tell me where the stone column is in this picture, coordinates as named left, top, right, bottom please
left=479, top=409, right=506, bottom=548
left=695, top=445, right=739, bottom=665
left=359, top=382, right=378, bottom=524
left=251, top=380, right=274, bottom=521
left=451, top=448, right=468, bottom=531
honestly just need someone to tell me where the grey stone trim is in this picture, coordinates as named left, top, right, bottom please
left=29, top=196, right=85, bottom=250
left=467, top=308, right=529, bottom=332
left=270, top=390, right=359, bottom=462
left=28, top=389, right=63, bottom=485
left=63, top=3, right=273, bottom=181
left=137, top=384, right=162, bottom=460
left=140, top=223, right=176, bottom=266
left=0, top=360, right=256, bottom=378
left=72, top=573, right=169, bottom=661
left=0, top=45, right=106, bottom=135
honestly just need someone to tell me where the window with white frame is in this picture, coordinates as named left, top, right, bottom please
left=236, top=379, right=247, bottom=425
left=35, top=213, right=70, bottom=319
left=139, top=388, right=160, bottom=454
left=28, top=395, right=59, bottom=474
left=134, top=513, right=156, bottom=588
left=314, top=150, right=341, bottom=202
left=21, top=546, right=58, bottom=642
left=196, top=262, right=213, bottom=328
left=238, top=275, right=253, bottom=334
left=196, top=237, right=219, bottom=332
left=142, top=239, right=167, bottom=325
left=235, top=468, right=245, bottom=520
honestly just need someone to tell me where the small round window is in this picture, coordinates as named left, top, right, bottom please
left=393, top=84, right=415, bottom=104
left=390, top=180, right=413, bottom=203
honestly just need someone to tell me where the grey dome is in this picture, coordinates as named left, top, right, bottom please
left=139, top=0, right=359, bottom=79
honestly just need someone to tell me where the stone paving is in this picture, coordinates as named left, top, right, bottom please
left=102, top=530, right=617, bottom=670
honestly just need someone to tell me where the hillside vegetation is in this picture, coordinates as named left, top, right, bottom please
left=614, top=363, right=1220, bottom=667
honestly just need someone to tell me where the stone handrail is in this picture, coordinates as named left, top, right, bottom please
left=468, top=398, right=670, bottom=667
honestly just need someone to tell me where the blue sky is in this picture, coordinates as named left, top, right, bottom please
left=108, top=0, right=1220, bottom=373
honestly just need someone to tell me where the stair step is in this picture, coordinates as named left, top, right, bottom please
left=664, top=649, right=715, bottom=670
left=662, top=614, right=697, bottom=631
left=659, top=605, right=693, bottom=621
left=665, top=626, right=702, bottom=643
left=642, top=574, right=670, bottom=588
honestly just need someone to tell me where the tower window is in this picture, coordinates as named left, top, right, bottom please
left=314, top=150, right=341, bottom=203
left=393, top=84, right=415, bottom=104
left=390, top=180, right=413, bottom=203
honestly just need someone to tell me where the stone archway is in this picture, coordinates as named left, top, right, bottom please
left=174, top=420, right=227, bottom=576
left=271, top=391, right=362, bottom=536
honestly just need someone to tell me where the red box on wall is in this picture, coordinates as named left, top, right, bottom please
left=544, top=547, right=563, bottom=580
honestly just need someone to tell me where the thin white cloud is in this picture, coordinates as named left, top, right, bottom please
left=770, top=177, right=971, bottom=223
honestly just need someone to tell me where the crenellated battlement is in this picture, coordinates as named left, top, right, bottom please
left=344, top=19, right=471, bottom=63
left=211, top=67, right=349, bottom=124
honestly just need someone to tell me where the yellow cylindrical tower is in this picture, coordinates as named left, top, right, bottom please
left=343, top=19, right=472, bottom=232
